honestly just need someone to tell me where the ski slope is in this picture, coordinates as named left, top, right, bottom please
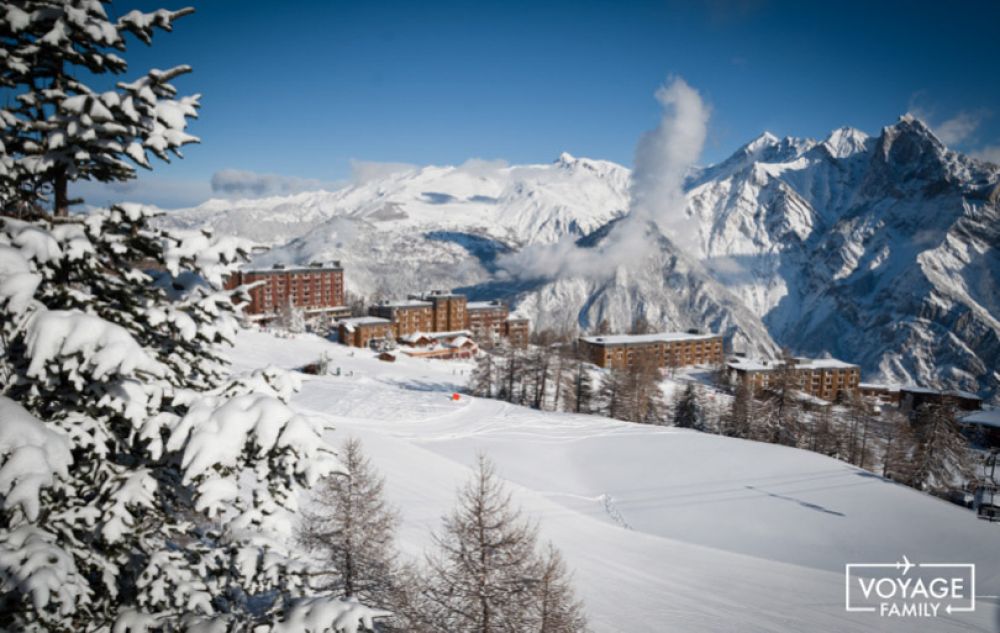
left=231, top=330, right=1000, bottom=632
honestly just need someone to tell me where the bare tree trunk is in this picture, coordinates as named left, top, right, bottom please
left=54, top=168, right=69, bottom=217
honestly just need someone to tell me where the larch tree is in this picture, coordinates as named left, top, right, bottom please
left=0, top=1, right=200, bottom=216
left=909, top=402, right=972, bottom=492
left=562, top=353, right=594, bottom=414
left=877, top=409, right=916, bottom=482
left=530, top=544, right=588, bottom=633
left=298, top=438, right=401, bottom=611
left=724, top=380, right=755, bottom=439
left=425, top=456, right=586, bottom=633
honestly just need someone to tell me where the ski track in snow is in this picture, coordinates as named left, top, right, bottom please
left=233, top=330, right=1000, bottom=632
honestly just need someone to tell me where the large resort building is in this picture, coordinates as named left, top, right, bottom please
left=224, top=262, right=347, bottom=320
left=578, top=331, right=725, bottom=370
left=369, top=300, right=434, bottom=338
left=727, top=356, right=861, bottom=403
left=409, top=291, right=469, bottom=332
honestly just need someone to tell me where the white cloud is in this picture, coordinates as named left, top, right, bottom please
left=906, top=99, right=986, bottom=147
left=210, top=169, right=342, bottom=197
left=71, top=176, right=212, bottom=210
left=499, top=76, right=710, bottom=280
left=348, top=159, right=418, bottom=185
left=969, top=145, right=1000, bottom=165
left=930, top=111, right=982, bottom=146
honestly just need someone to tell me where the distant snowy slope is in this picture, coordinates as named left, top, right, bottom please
left=230, top=330, right=1000, bottom=633
left=685, top=116, right=1000, bottom=396
left=160, top=154, right=629, bottom=248
left=158, top=117, right=999, bottom=396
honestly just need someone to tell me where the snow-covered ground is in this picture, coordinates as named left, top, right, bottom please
left=231, top=330, right=1000, bottom=632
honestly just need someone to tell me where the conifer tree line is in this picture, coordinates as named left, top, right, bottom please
left=298, top=443, right=588, bottom=633
left=470, top=335, right=974, bottom=497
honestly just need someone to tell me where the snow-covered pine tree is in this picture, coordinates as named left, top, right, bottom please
left=673, top=383, right=702, bottom=429
left=297, top=437, right=401, bottom=611
left=425, top=456, right=586, bottom=633
left=0, top=1, right=200, bottom=216
left=279, top=295, right=307, bottom=333
left=0, top=209, right=392, bottom=631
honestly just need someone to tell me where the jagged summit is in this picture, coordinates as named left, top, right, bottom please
left=822, top=126, right=870, bottom=158
left=157, top=118, right=1000, bottom=398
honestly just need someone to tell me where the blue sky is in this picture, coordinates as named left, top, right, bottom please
left=79, top=0, right=1000, bottom=208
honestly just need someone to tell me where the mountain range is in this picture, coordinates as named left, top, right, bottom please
left=157, top=116, right=1000, bottom=399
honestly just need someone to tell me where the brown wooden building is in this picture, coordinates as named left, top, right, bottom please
left=338, top=316, right=393, bottom=348
left=369, top=300, right=434, bottom=337
left=727, top=356, right=861, bottom=402
left=224, top=262, right=346, bottom=320
left=578, top=331, right=724, bottom=370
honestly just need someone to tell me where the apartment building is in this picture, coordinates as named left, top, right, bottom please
left=369, top=300, right=434, bottom=337
left=224, top=262, right=346, bottom=319
left=578, top=331, right=724, bottom=370
left=727, top=356, right=861, bottom=402
left=409, top=291, right=468, bottom=332
left=504, top=315, right=530, bottom=349
left=466, top=300, right=509, bottom=345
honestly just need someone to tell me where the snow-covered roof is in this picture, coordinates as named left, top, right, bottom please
left=467, top=300, right=505, bottom=310
left=727, top=356, right=858, bottom=372
left=339, top=316, right=391, bottom=327
left=445, top=336, right=475, bottom=348
left=962, top=409, right=1000, bottom=429
left=506, top=314, right=530, bottom=323
left=898, top=385, right=982, bottom=400
left=243, top=262, right=342, bottom=274
left=859, top=382, right=901, bottom=392
left=373, top=300, right=432, bottom=309
left=581, top=331, right=718, bottom=346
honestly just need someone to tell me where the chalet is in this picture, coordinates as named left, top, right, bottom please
left=337, top=316, right=393, bottom=348
left=727, top=356, right=860, bottom=403
left=579, top=330, right=724, bottom=370
left=398, top=330, right=479, bottom=360
left=224, top=262, right=348, bottom=321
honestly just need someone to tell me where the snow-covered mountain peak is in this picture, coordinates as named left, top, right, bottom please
left=555, top=151, right=576, bottom=166
left=822, top=126, right=870, bottom=158
left=744, top=131, right=780, bottom=153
